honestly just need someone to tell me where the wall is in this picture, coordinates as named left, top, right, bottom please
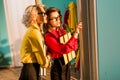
left=0, top=0, right=35, bottom=67
left=0, top=0, right=12, bottom=66
left=42, top=0, right=76, bottom=21
left=96, top=0, right=120, bottom=80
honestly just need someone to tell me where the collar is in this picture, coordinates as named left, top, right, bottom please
left=29, top=23, right=40, bottom=31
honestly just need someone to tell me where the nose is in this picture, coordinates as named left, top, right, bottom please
left=56, top=18, right=60, bottom=24
left=56, top=17, right=61, bottom=22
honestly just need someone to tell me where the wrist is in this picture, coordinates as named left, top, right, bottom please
left=74, top=32, right=79, bottom=38
left=75, top=31, right=79, bottom=34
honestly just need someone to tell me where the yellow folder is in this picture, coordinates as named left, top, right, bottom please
left=60, top=32, right=76, bottom=65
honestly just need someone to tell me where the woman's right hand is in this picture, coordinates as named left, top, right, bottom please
left=74, top=22, right=82, bottom=38
left=76, top=22, right=82, bottom=33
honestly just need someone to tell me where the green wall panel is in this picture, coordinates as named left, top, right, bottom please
left=42, top=0, right=76, bottom=20
left=96, top=0, right=120, bottom=80
left=0, top=0, right=12, bottom=66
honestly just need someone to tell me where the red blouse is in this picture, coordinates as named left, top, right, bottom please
left=45, top=28, right=78, bottom=60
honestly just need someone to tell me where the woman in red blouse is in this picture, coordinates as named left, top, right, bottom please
left=44, top=7, right=82, bottom=80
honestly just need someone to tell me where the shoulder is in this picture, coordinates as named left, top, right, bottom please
left=44, top=32, right=51, bottom=39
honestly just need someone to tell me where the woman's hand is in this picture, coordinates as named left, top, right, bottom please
left=76, top=22, right=82, bottom=33
left=46, top=52, right=51, bottom=60
left=47, top=55, right=51, bottom=60
left=74, top=22, right=82, bottom=38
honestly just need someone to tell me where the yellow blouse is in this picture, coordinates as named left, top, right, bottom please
left=20, top=24, right=47, bottom=66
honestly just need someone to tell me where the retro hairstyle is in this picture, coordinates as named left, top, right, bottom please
left=43, top=7, right=62, bottom=33
left=46, top=7, right=62, bottom=21
left=22, top=4, right=46, bottom=27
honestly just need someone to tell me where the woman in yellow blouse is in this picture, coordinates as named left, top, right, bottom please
left=19, top=4, right=50, bottom=80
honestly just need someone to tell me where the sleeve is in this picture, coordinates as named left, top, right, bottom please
left=45, top=33, right=78, bottom=55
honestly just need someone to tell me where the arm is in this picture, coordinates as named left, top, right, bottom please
left=31, top=29, right=49, bottom=67
left=45, top=33, right=78, bottom=54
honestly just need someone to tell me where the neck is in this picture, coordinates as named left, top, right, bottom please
left=48, top=27, right=56, bottom=32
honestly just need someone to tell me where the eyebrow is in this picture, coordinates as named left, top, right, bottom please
left=50, top=15, right=60, bottom=18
